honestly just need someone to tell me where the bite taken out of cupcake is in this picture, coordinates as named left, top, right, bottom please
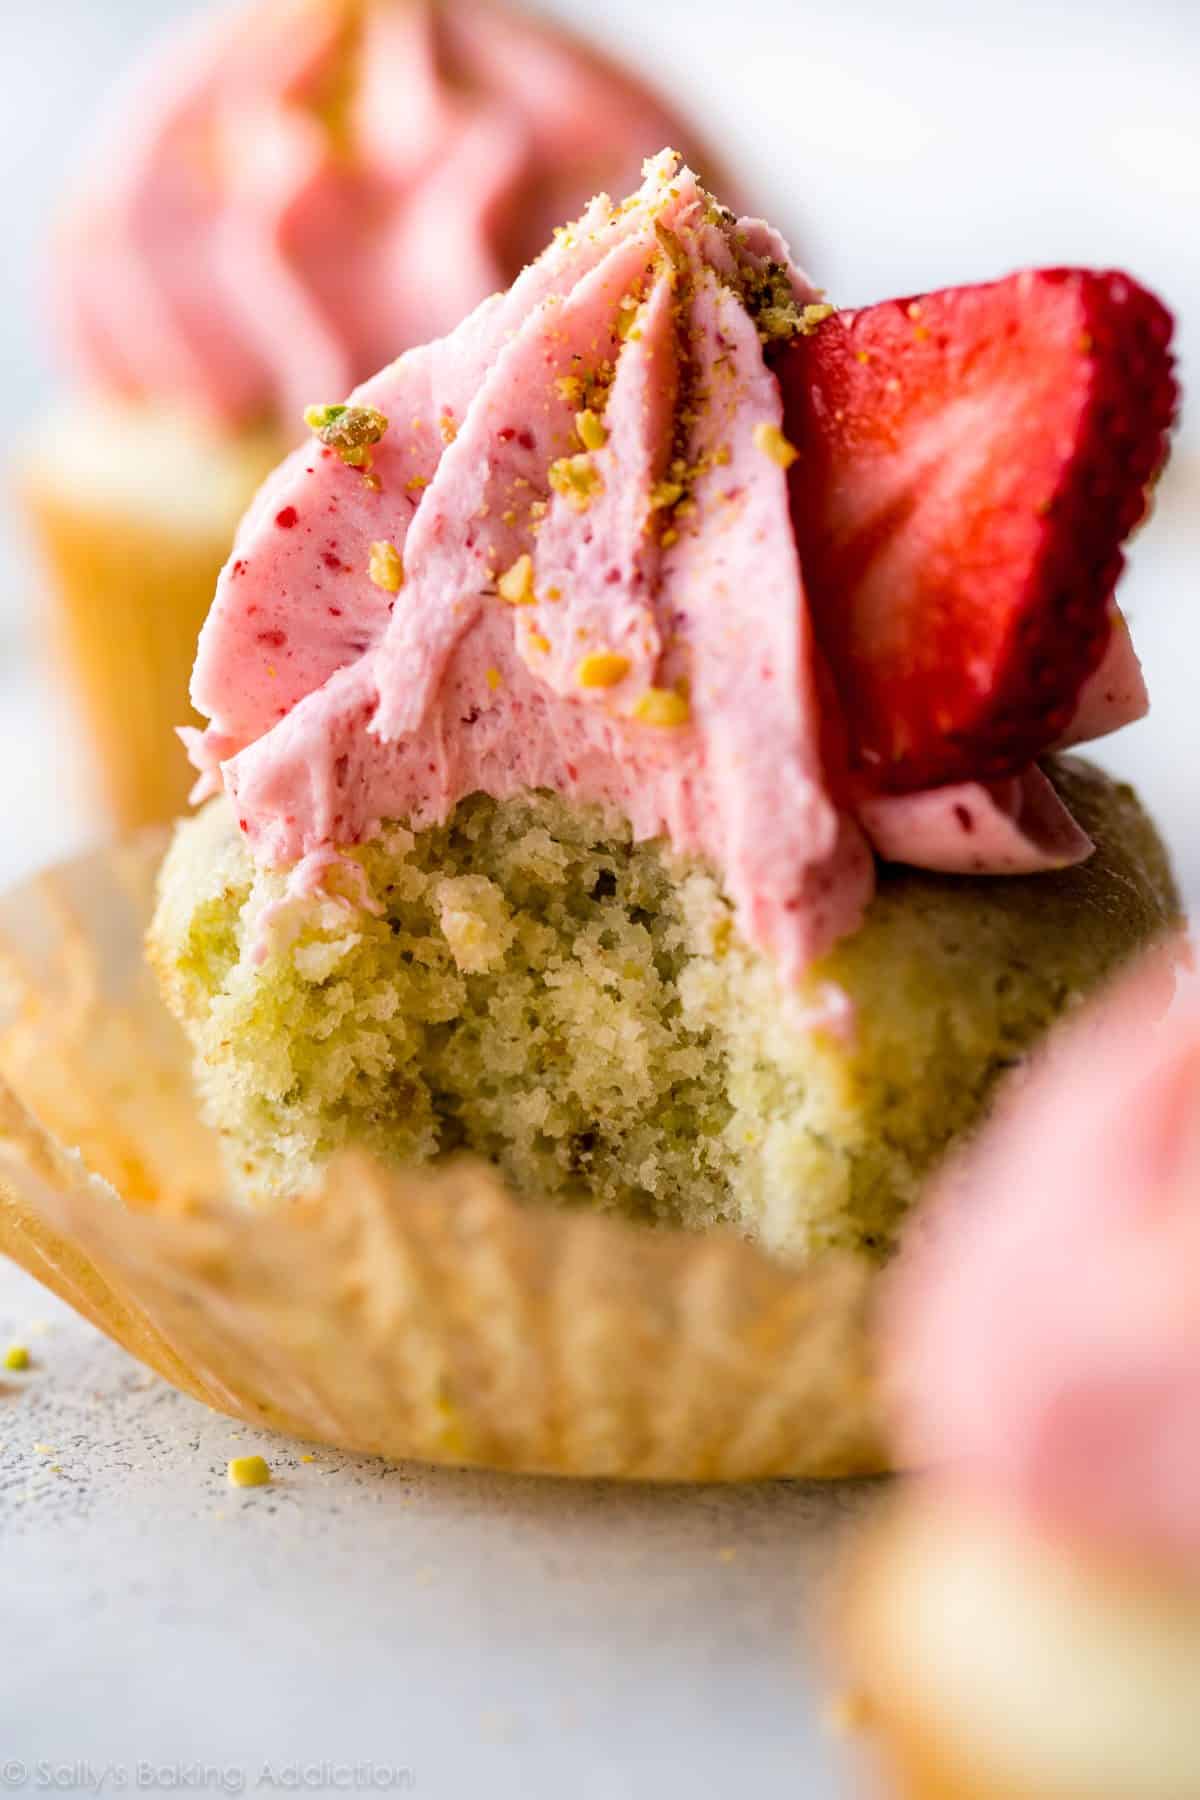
left=842, top=960, right=1200, bottom=1798
left=149, top=150, right=1181, bottom=1267
left=21, top=0, right=708, bottom=829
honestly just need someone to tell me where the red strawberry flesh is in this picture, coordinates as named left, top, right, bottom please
left=775, top=269, right=1177, bottom=793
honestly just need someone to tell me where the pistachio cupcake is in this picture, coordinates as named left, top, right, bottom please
left=150, top=153, right=1179, bottom=1266
left=22, top=0, right=709, bottom=827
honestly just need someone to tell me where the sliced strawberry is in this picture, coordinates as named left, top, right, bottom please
left=774, top=269, right=1177, bottom=793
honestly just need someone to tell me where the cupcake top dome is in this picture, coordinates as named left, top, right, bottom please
left=185, top=152, right=1173, bottom=982
left=52, top=0, right=698, bottom=429
left=887, top=959, right=1200, bottom=1564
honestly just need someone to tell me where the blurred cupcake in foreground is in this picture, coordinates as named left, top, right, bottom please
left=149, top=150, right=1179, bottom=1265
left=21, top=0, right=709, bottom=827
left=842, top=962, right=1200, bottom=1797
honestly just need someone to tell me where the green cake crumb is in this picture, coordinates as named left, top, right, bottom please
left=150, top=760, right=1177, bottom=1265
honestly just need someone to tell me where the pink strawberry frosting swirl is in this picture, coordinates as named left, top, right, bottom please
left=888, top=956, right=1200, bottom=1565
left=188, top=153, right=1145, bottom=982
left=54, top=0, right=697, bottom=430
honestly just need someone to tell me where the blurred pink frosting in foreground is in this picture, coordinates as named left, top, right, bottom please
left=53, top=0, right=700, bottom=429
left=888, top=956, right=1200, bottom=1563
left=187, top=154, right=1145, bottom=981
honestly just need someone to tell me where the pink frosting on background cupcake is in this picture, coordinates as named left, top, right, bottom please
left=53, top=0, right=707, bottom=429
left=887, top=955, right=1200, bottom=1564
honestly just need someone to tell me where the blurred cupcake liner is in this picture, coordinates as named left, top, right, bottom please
left=836, top=1488, right=1200, bottom=1800
left=0, top=835, right=884, bottom=1481
left=19, top=425, right=282, bottom=831
left=23, top=490, right=213, bottom=829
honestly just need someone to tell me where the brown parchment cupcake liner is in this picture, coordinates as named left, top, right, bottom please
left=0, top=836, right=884, bottom=1481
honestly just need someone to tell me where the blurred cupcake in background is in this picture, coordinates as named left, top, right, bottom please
left=841, top=958, right=1200, bottom=1799
left=21, top=0, right=713, bottom=828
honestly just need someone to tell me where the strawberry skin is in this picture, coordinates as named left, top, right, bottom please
left=775, top=269, right=1177, bottom=793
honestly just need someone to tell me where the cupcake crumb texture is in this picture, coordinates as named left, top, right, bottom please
left=149, top=759, right=1176, bottom=1265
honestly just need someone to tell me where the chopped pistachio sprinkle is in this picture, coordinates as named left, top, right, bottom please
left=615, top=298, right=642, bottom=341
left=548, top=453, right=603, bottom=512
left=4, top=1345, right=30, bottom=1372
left=740, top=259, right=809, bottom=343
left=304, top=403, right=389, bottom=467
left=799, top=301, right=836, bottom=334
left=575, top=408, right=608, bottom=452
left=577, top=651, right=630, bottom=689
left=649, top=478, right=684, bottom=512
left=369, top=540, right=404, bottom=593
left=634, top=686, right=691, bottom=728
left=497, top=553, right=537, bottom=606
left=227, top=1455, right=272, bottom=1489
left=753, top=421, right=799, bottom=470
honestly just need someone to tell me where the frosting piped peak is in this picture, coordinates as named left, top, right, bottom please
left=192, top=153, right=876, bottom=978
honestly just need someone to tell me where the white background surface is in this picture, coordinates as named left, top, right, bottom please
left=0, top=3, right=1197, bottom=1796
left=0, top=1259, right=875, bottom=1799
